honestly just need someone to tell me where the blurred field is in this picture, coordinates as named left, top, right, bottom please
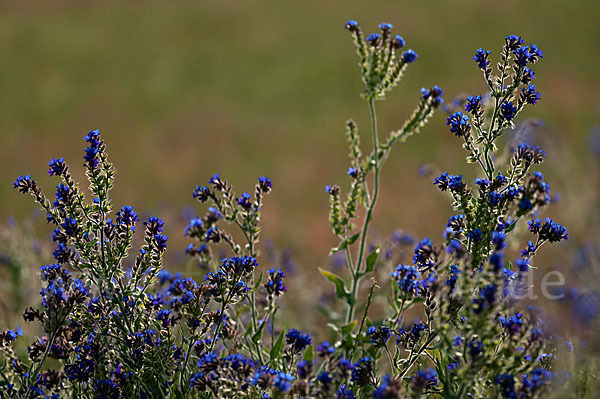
left=0, top=0, right=599, bottom=320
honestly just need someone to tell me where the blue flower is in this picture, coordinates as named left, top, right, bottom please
left=446, top=112, right=471, bottom=137
left=265, top=268, right=286, bottom=296
left=317, top=371, right=333, bottom=385
left=206, top=226, right=220, bottom=243
left=473, top=48, right=491, bottom=69
left=411, top=368, right=438, bottom=389
left=61, top=217, right=79, bottom=237
left=374, top=374, right=402, bottom=398
left=515, top=142, right=546, bottom=164
left=366, top=33, right=381, bottom=46
left=504, top=34, right=523, bottom=50
left=13, top=175, right=34, bottom=194
left=258, top=176, right=272, bottom=193
left=297, top=360, right=312, bottom=379
left=527, top=44, right=543, bottom=63
left=156, top=309, right=171, bottom=327
left=344, top=20, right=359, bottom=32
left=492, top=231, right=506, bottom=250
left=498, top=312, right=523, bottom=335
left=273, top=372, right=295, bottom=392
left=144, top=216, right=164, bottom=234
left=347, top=167, right=358, bottom=178
left=493, top=172, right=508, bottom=187
left=53, top=182, right=71, bottom=207
left=392, top=35, right=405, bottom=49
left=521, top=83, right=541, bottom=104
left=434, top=172, right=465, bottom=192
left=53, top=242, right=71, bottom=264
left=336, top=384, right=355, bottom=399
left=184, top=217, right=203, bottom=238
left=465, top=95, right=482, bottom=113
left=367, top=325, right=391, bottom=346
left=221, top=256, right=258, bottom=277
left=208, top=173, right=221, bottom=185
left=325, top=184, right=339, bottom=195
left=351, top=357, right=372, bottom=387
left=430, top=85, right=443, bottom=98
left=285, top=328, right=311, bottom=352
left=516, top=258, right=529, bottom=271
left=522, top=66, right=536, bottom=84
left=237, top=192, right=252, bottom=210
left=468, top=339, right=484, bottom=357
left=513, top=46, right=530, bottom=67
left=402, top=49, right=418, bottom=63
left=500, top=101, right=518, bottom=121
left=475, top=177, right=490, bottom=189
left=317, top=340, right=335, bottom=357
left=391, top=264, right=422, bottom=295
left=446, top=214, right=465, bottom=233
left=467, top=228, right=483, bottom=243
left=193, top=185, right=211, bottom=201
left=82, top=130, right=102, bottom=168
left=495, top=374, right=516, bottom=398
left=528, top=218, right=568, bottom=242
left=413, top=237, right=436, bottom=267
left=6, top=326, right=23, bottom=341
left=116, top=206, right=138, bottom=226
left=446, top=265, right=461, bottom=290
left=378, top=22, right=393, bottom=31
left=472, top=284, right=497, bottom=314
left=154, top=233, right=168, bottom=252
left=84, top=129, right=101, bottom=146
left=48, top=157, right=66, bottom=176
left=488, top=191, right=503, bottom=205
left=521, top=368, right=554, bottom=394
left=489, top=252, right=504, bottom=272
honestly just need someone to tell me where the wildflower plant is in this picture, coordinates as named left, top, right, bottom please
left=1, top=19, right=569, bottom=399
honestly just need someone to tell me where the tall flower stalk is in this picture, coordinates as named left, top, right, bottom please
left=322, top=20, right=442, bottom=330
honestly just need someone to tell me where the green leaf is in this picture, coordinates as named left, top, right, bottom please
left=330, top=233, right=360, bottom=254
left=505, top=218, right=520, bottom=233
left=270, top=330, right=285, bottom=360
left=365, top=247, right=380, bottom=273
left=319, top=268, right=348, bottom=300
left=367, top=345, right=378, bottom=357
left=341, top=320, right=357, bottom=335
left=251, top=322, right=262, bottom=341
left=303, top=345, right=313, bottom=362
left=253, top=272, right=263, bottom=292
left=340, top=334, right=355, bottom=351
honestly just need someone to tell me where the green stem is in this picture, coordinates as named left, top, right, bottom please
left=22, top=329, right=58, bottom=399
left=399, top=332, right=438, bottom=379
left=346, top=97, right=380, bottom=324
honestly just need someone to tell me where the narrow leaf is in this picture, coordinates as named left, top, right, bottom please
left=303, top=345, right=314, bottom=362
left=319, top=268, right=348, bottom=300
left=330, top=233, right=360, bottom=254
left=365, top=247, right=380, bottom=273
left=341, top=320, right=357, bottom=335
left=270, top=330, right=285, bottom=360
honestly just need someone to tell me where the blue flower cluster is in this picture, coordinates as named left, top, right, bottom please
left=83, top=129, right=102, bottom=168
left=528, top=218, right=568, bottom=243
left=2, top=27, right=567, bottom=399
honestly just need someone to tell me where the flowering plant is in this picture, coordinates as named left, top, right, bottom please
left=2, top=20, right=568, bottom=399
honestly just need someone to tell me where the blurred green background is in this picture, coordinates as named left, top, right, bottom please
left=0, top=0, right=598, bottom=282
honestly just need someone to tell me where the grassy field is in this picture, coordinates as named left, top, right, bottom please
left=0, top=0, right=598, bottom=284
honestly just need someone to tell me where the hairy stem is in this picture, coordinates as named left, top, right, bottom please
left=347, top=97, right=380, bottom=324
